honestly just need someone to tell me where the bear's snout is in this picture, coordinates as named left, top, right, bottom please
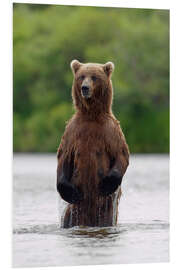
left=81, top=85, right=90, bottom=98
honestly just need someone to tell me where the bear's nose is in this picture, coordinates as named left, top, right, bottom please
left=81, top=85, right=89, bottom=97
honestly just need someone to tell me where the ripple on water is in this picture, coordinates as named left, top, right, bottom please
left=13, top=222, right=169, bottom=238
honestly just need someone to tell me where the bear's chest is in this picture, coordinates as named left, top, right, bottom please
left=68, top=122, right=111, bottom=181
left=73, top=121, right=107, bottom=153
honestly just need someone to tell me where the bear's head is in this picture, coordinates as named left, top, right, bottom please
left=70, top=60, right=114, bottom=116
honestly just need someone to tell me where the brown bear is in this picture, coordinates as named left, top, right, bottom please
left=57, top=60, right=129, bottom=228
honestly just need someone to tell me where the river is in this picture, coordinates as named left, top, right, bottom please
left=13, top=154, right=169, bottom=267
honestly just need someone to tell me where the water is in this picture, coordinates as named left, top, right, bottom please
left=13, top=154, right=169, bottom=267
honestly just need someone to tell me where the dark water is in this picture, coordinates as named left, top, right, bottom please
left=13, top=154, right=169, bottom=267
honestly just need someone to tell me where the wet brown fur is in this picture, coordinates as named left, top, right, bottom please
left=57, top=60, right=129, bottom=228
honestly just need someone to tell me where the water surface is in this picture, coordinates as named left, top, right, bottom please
left=13, top=154, right=169, bottom=267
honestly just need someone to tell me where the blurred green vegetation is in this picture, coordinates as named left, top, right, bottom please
left=13, top=4, right=169, bottom=153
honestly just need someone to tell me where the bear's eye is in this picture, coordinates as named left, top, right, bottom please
left=79, top=75, right=85, bottom=80
left=91, top=76, right=97, bottom=82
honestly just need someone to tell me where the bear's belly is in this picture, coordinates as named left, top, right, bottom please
left=72, top=146, right=110, bottom=195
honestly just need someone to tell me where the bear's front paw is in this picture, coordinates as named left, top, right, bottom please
left=99, top=169, right=122, bottom=196
left=57, top=181, right=83, bottom=204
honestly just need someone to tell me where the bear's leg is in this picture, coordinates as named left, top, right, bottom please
left=62, top=205, right=73, bottom=228
left=57, top=155, right=83, bottom=204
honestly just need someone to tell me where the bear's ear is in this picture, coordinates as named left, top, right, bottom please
left=70, top=60, right=82, bottom=75
left=103, top=62, right=114, bottom=77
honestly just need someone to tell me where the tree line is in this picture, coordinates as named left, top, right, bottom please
left=13, top=4, right=169, bottom=153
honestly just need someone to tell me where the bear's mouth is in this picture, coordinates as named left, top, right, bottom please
left=81, top=91, right=91, bottom=99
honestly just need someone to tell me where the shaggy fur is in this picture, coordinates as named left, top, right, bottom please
left=57, top=60, right=129, bottom=228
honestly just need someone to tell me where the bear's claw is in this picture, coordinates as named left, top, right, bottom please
left=99, top=169, right=122, bottom=196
